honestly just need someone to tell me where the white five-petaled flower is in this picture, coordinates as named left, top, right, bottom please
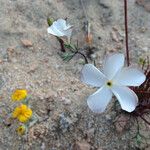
left=47, top=19, right=73, bottom=42
left=81, top=53, right=146, bottom=113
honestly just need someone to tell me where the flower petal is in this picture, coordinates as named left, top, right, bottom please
left=18, top=115, right=28, bottom=123
left=54, top=19, right=67, bottom=30
left=87, top=86, right=112, bottom=113
left=103, top=53, right=124, bottom=79
left=81, top=64, right=106, bottom=87
left=47, top=19, right=73, bottom=40
left=47, top=24, right=64, bottom=37
left=63, top=28, right=73, bottom=39
left=113, top=67, right=146, bottom=86
left=111, top=86, right=138, bottom=112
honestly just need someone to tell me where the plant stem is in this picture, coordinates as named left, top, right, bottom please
left=124, top=0, right=130, bottom=66
left=77, top=51, right=88, bottom=64
left=57, top=37, right=66, bottom=52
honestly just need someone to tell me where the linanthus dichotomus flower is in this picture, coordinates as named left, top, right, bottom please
left=81, top=53, right=146, bottom=113
left=47, top=18, right=73, bottom=43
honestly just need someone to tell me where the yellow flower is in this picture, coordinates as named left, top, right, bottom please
left=17, top=125, right=26, bottom=135
left=11, top=89, right=27, bottom=101
left=12, top=104, right=32, bottom=123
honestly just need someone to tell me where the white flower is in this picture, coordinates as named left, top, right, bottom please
left=47, top=19, right=73, bottom=42
left=81, top=53, right=146, bottom=113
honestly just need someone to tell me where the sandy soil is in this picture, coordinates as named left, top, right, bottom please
left=0, top=0, right=150, bottom=149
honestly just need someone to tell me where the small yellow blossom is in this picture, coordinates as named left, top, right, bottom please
left=11, top=89, right=27, bottom=101
left=13, top=104, right=32, bottom=123
left=17, top=125, right=26, bottom=135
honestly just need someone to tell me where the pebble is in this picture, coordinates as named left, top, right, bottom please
left=73, top=141, right=90, bottom=150
left=111, top=31, right=119, bottom=42
left=21, top=39, right=33, bottom=47
left=61, top=97, right=71, bottom=105
left=59, top=113, right=73, bottom=132
left=139, top=27, right=147, bottom=33
left=114, top=115, right=129, bottom=133
left=7, top=47, right=14, bottom=53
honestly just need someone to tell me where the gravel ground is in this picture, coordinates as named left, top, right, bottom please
left=0, top=0, right=150, bottom=149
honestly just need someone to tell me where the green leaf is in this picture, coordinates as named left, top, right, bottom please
left=27, top=113, right=39, bottom=128
left=59, top=52, right=76, bottom=61
left=64, top=43, right=76, bottom=51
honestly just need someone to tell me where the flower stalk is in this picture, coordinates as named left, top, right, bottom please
left=47, top=18, right=73, bottom=53
left=124, top=0, right=130, bottom=66
left=57, top=37, right=66, bottom=52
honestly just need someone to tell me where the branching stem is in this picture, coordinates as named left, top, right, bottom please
left=77, top=51, right=88, bottom=64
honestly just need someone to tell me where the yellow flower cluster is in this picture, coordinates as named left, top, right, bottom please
left=11, top=89, right=33, bottom=135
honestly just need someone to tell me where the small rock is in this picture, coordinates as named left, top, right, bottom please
left=139, top=27, right=147, bottom=33
left=86, top=128, right=95, bottom=142
left=7, top=47, right=14, bottom=53
left=59, top=113, right=73, bottom=132
left=90, top=53, right=97, bottom=60
left=116, top=43, right=123, bottom=50
left=114, top=115, right=129, bottom=133
left=73, top=141, right=90, bottom=150
left=21, top=39, right=33, bottom=47
left=112, top=26, right=118, bottom=31
left=61, top=97, right=71, bottom=105
left=111, top=31, right=119, bottom=42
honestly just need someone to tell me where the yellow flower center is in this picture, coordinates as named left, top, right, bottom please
left=106, top=81, right=113, bottom=87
